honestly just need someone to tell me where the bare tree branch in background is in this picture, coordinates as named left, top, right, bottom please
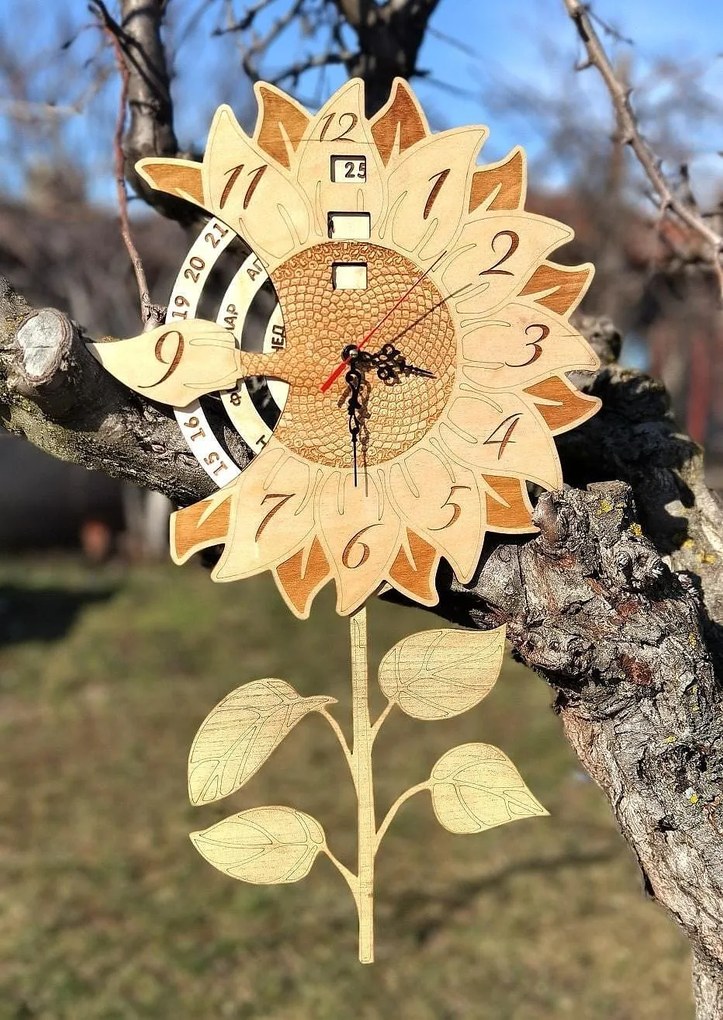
left=217, top=0, right=442, bottom=114
left=96, top=4, right=156, bottom=324
left=330, top=0, right=442, bottom=113
left=89, top=0, right=199, bottom=226
left=218, top=0, right=320, bottom=84
left=562, top=0, right=723, bottom=297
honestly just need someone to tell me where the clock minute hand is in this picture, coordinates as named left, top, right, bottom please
left=345, top=357, right=365, bottom=486
left=319, top=249, right=448, bottom=394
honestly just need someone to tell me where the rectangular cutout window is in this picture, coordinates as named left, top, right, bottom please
left=328, top=212, right=371, bottom=241
left=332, top=262, right=368, bottom=289
left=330, top=155, right=367, bottom=182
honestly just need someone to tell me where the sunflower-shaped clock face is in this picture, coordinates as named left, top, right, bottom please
left=90, top=78, right=600, bottom=618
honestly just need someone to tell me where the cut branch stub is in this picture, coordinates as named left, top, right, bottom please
left=377, top=625, right=506, bottom=720
left=190, top=807, right=326, bottom=883
left=188, top=678, right=336, bottom=805
left=11, top=308, right=98, bottom=420
left=0, top=281, right=217, bottom=506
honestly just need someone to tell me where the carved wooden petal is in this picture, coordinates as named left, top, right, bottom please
left=518, top=261, right=594, bottom=316
left=482, top=475, right=536, bottom=533
left=87, top=320, right=240, bottom=408
left=370, top=77, right=429, bottom=165
left=317, top=470, right=401, bottom=616
left=294, top=78, right=384, bottom=231
left=383, top=127, right=487, bottom=260
left=212, top=444, right=318, bottom=582
left=388, top=446, right=485, bottom=584
left=171, top=487, right=233, bottom=564
left=460, top=302, right=599, bottom=391
left=524, top=375, right=602, bottom=434
left=203, top=105, right=310, bottom=263
left=445, top=213, right=572, bottom=319
left=387, top=529, right=440, bottom=607
left=274, top=537, right=332, bottom=619
left=440, top=390, right=563, bottom=491
left=135, top=158, right=205, bottom=208
left=469, top=147, right=526, bottom=213
left=254, top=83, right=310, bottom=169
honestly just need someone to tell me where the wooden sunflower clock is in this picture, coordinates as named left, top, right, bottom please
left=90, top=79, right=600, bottom=963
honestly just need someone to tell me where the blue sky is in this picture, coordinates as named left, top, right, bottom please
left=1, top=0, right=722, bottom=208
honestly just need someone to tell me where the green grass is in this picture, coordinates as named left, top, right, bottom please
left=0, top=557, right=692, bottom=1019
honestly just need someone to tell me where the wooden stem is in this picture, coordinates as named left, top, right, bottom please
left=375, top=782, right=429, bottom=851
left=349, top=606, right=375, bottom=965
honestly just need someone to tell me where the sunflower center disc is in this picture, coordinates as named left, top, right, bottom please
left=271, top=241, right=457, bottom=468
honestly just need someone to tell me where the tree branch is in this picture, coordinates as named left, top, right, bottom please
left=0, top=276, right=226, bottom=504
left=1, top=284, right=722, bottom=1013
left=91, top=0, right=199, bottom=226
left=268, top=50, right=353, bottom=89
left=561, top=0, right=723, bottom=297
left=332, top=0, right=443, bottom=115
left=215, top=0, right=281, bottom=36
left=219, top=0, right=443, bottom=116
left=101, top=12, right=156, bottom=325
left=223, top=0, right=306, bottom=83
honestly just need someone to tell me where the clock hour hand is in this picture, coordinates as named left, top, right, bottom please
left=363, top=343, right=435, bottom=385
left=344, top=356, right=366, bottom=486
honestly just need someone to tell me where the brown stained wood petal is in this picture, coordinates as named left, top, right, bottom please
left=370, top=78, right=429, bottom=164
left=468, top=148, right=526, bottom=213
left=254, top=84, right=310, bottom=169
left=519, top=262, right=593, bottom=316
left=137, top=161, right=204, bottom=206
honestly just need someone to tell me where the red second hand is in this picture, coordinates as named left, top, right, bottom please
left=319, top=249, right=447, bottom=394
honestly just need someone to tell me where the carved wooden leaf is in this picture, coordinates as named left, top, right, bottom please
left=377, top=626, right=505, bottom=720
left=188, top=679, right=335, bottom=805
left=430, top=743, right=548, bottom=834
left=190, top=807, right=325, bottom=883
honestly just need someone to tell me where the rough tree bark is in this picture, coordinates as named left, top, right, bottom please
left=3, top=0, right=721, bottom=1015
left=91, top=0, right=200, bottom=226
left=331, top=0, right=442, bottom=115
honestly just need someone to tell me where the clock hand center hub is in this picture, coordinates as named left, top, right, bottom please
left=341, top=343, right=435, bottom=386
